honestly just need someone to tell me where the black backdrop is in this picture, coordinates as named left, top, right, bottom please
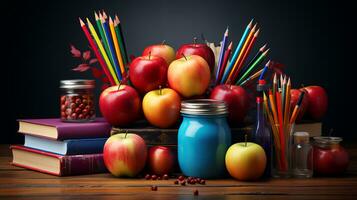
left=3, top=0, right=354, bottom=143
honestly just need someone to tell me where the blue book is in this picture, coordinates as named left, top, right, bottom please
left=24, top=135, right=107, bottom=155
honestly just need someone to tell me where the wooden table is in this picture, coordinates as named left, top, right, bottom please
left=1, top=144, right=357, bottom=199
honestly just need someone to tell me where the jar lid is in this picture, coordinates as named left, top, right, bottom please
left=313, top=136, right=342, bottom=145
left=294, top=132, right=310, bottom=144
left=60, top=80, right=95, bottom=89
left=181, top=99, right=228, bottom=115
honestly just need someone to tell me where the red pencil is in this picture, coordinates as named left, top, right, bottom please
left=230, top=29, right=259, bottom=83
left=216, top=42, right=232, bottom=84
left=276, top=91, right=287, bottom=170
left=79, top=18, right=115, bottom=85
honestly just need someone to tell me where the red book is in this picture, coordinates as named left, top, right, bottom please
left=11, top=145, right=107, bottom=176
left=18, top=118, right=111, bottom=140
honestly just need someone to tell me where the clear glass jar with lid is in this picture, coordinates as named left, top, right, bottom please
left=60, top=80, right=96, bottom=122
left=178, top=99, right=231, bottom=179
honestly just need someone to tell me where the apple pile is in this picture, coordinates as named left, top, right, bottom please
left=290, top=85, right=328, bottom=122
left=99, top=39, right=250, bottom=128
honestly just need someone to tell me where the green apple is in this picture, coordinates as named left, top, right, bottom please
left=225, top=142, right=266, bottom=181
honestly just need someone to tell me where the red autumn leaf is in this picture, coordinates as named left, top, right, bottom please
left=89, top=58, right=98, bottom=64
left=70, top=44, right=81, bottom=58
left=83, top=51, right=91, bottom=61
left=91, top=67, right=103, bottom=79
left=72, top=63, right=91, bottom=72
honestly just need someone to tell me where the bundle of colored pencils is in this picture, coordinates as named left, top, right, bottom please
left=262, top=73, right=306, bottom=171
left=215, top=19, right=270, bottom=86
left=79, top=11, right=129, bottom=86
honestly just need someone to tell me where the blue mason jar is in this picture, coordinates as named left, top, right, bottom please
left=178, top=99, right=231, bottom=179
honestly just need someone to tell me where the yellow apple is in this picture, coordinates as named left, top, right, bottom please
left=225, top=142, right=266, bottom=181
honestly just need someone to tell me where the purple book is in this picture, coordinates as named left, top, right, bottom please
left=18, top=118, right=111, bottom=140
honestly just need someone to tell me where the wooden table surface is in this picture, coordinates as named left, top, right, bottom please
left=1, top=144, right=357, bottom=200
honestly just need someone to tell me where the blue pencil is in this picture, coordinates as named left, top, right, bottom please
left=220, top=19, right=253, bottom=84
left=215, top=27, right=229, bottom=84
left=102, top=17, right=122, bottom=81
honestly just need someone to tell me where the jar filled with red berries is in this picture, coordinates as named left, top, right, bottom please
left=60, top=80, right=95, bottom=122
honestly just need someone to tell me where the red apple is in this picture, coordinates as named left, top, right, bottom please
left=210, top=84, right=249, bottom=124
left=176, top=39, right=215, bottom=71
left=103, top=133, right=147, bottom=177
left=290, top=89, right=309, bottom=122
left=148, top=146, right=175, bottom=175
left=142, top=88, right=181, bottom=128
left=304, top=86, right=328, bottom=120
left=129, top=55, right=168, bottom=93
left=313, top=144, right=349, bottom=175
left=168, top=55, right=210, bottom=98
left=142, top=42, right=176, bottom=64
left=99, top=85, right=141, bottom=126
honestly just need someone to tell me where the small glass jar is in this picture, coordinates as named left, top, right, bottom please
left=60, top=80, right=96, bottom=122
left=178, top=99, right=231, bottom=179
left=291, top=132, right=313, bottom=178
left=313, top=137, right=349, bottom=175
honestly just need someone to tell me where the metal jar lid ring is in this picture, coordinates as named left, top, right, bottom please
left=60, top=79, right=95, bottom=89
left=181, top=99, right=228, bottom=116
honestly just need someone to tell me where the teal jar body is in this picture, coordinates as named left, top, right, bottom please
left=178, top=114, right=231, bottom=178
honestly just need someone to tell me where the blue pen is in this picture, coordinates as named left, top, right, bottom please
left=215, top=27, right=229, bottom=84
left=102, top=17, right=122, bottom=81
left=221, top=19, right=253, bottom=84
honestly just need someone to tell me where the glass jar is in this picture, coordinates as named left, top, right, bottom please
left=60, top=80, right=96, bottom=122
left=178, top=99, right=231, bottom=179
left=313, top=137, right=349, bottom=175
left=291, top=132, right=313, bottom=178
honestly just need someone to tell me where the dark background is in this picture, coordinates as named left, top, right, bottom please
left=3, top=0, right=354, bottom=143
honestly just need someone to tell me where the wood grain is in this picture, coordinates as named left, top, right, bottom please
left=1, top=144, right=357, bottom=199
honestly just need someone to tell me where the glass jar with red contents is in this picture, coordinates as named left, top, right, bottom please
left=60, top=80, right=96, bottom=122
left=313, top=137, right=349, bottom=175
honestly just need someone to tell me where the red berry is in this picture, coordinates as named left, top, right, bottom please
left=163, top=174, right=169, bottom=180
left=174, top=180, right=179, bottom=184
left=75, top=98, right=81, bottom=105
left=70, top=103, right=76, bottom=109
left=200, top=179, right=205, bottom=185
left=196, top=178, right=201, bottom=183
left=178, top=176, right=185, bottom=181
left=151, top=175, right=157, bottom=180
left=190, top=179, right=196, bottom=184
left=145, top=174, right=151, bottom=180
left=193, top=190, right=199, bottom=196
left=78, top=114, right=84, bottom=119
left=151, top=186, right=158, bottom=191
left=71, top=113, right=77, bottom=119
left=158, top=176, right=162, bottom=180
left=66, top=108, right=72, bottom=115
left=61, top=96, right=66, bottom=104
left=180, top=180, right=186, bottom=186
left=79, top=103, right=85, bottom=109
left=82, top=99, right=88, bottom=105
left=61, top=112, right=66, bottom=118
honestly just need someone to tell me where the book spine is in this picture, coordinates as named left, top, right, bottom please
left=60, top=154, right=107, bottom=176
left=57, top=124, right=111, bottom=140
left=66, top=139, right=106, bottom=155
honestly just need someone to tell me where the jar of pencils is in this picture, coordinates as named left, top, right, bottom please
left=271, top=123, right=294, bottom=178
left=178, top=99, right=231, bottom=179
left=60, top=80, right=96, bottom=122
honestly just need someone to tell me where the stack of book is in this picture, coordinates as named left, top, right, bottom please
left=11, top=118, right=111, bottom=176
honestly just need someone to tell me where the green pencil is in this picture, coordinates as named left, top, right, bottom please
left=115, top=15, right=128, bottom=66
left=236, top=49, right=270, bottom=85
left=95, top=12, right=114, bottom=67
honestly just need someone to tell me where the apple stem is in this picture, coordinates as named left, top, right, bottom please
left=193, top=37, right=197, bottom=46
left=245, top=134, right=248, bottom=147
left=117, top=81, right=122, bottom=91
left=159, top=85, right=162, bottom=95
left=125, top=130, right=128, bottom=138
left=149, top=51, right=151, bottom=60
left=161, top=40, right=166, bottom=45
left=181, top=53, right=187, bottom=61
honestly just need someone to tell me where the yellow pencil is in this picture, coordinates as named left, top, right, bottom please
left=86, top=18, right=119, bottom=84
left=109, top=17, right=125, bottom=75
left=284, top=78, right=291, bottom=132
left=226, top=24, right=257, bottom=82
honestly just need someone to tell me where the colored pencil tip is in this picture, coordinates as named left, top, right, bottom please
left=273, top=73, right=277, bottom=82
left=102, top=10, right=108, bottom=19
left=115, top=15, right=120, bottom=23
left=248, top=19, right=254, bottom=27
left=79, top=18, right=85, bottom=26
left=94, top=11, right=98, bottom=20
left=228, top=42, right=233, bottom=49
left=254, top=29, right=260, bottom=37
left=225, top=27, right=229, bottom=35
left=263, top=48, right=270, bottom=55
left=266, top=60, right=271, bottom=67
left=260, top=44, right=267, bottom=52
left=109, top=16, right=113, bottom=24
left=252, top=24, right=257, bottom=31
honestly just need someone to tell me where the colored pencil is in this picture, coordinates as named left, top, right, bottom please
left=115, top=15, right=128, bottom=65
left=235, top=49, right=269, bottom=85
left=215, top=27, right=229, bottom=83
left=79, top=18, right=115, bottom=85
left=102, top=16, right=122, bottom=81
left=226, top=24, right=257, bottom=83
left=217, top=42, right=232, bottom=84
left=230, top=28, right=260, bottom=83
left=290, top=91, right=305, bottom=124
left=284, top=78, right=291, bottom=133
left=220, top=19, right=253, bottom=84
left=94, top=12, right=112, bottom=66
left=240, top=44, right=267, bottom=76
left=281, top=76, right=287, bottom=116
left=239, top=68, right=263, bottom=86
left=86, top=18, right=119, bottom=84
left=259, top=63, right=268, bottom=80
left=276, top=91, right=287, bottom=170
left=109, top=17, right=126, bottom=76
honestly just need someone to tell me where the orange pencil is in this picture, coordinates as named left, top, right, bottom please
left=276, top=91, right=287, bottom=170
left=226, top=24, right=257, bottom=83
left=290, top=91, right=305, bottom=124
